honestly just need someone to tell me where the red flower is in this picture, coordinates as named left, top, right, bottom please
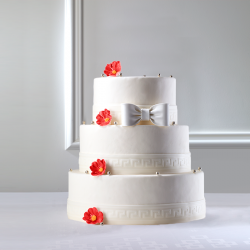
left=104, top=61, right=121, bottom=77
left=90, top=159, right=106, bottom=176
left=96, top=109, right=112, bottom=126
left=82, top=207, right=103, bottom=224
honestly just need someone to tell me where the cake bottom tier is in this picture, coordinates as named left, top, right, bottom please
left=67, top=170, right=205, bottom=225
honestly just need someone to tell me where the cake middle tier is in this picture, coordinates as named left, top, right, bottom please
left=79, top=125, right=191, bottom=174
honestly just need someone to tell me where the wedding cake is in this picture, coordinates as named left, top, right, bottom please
left=67, top=61, right=206, bottom=225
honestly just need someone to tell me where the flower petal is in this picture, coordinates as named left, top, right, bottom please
left=82, top=212, right=90, bottom=221
left=105, top=63, right=112, bottom=71
left=104, top=109, right=110, bottom=116
left=96, top=109, right=112, bottom=126
left=115, top=61, right=121, bottom=72
left=91, top=172, right=100, bottom=176
left=104, top=63, right=113, bottom=76
left=96, top=211, right=104, bottom=223
left=83, top=207, right=103, bottom=224
left=103, top=61, right=121, bottom=76
left=92, top=207, right=99, bottom=215
left=90, top=159, right=106, bottom=175
left=88, top=207, right=94, bottom=214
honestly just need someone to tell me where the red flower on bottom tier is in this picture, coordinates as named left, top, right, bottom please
left=82, top=207, right=103, bottom=224
left=96, top=109, right=112, bottom=126
left=90, top=159, right=106, bottom=176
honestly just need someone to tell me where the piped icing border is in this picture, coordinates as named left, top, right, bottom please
left=79, top=153, right=191, bottom=175
left=67, top=199, right=206, bottom=225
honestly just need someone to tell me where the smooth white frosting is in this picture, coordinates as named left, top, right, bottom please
left=67, top=170, right=205, bottom=224
left=79, top=125, right=190, bottom=174
left=93, top=76, right=176, bottom=106
left=80, top=125, right=189, bottom=155
left=68, top=170, right=204, bottom=205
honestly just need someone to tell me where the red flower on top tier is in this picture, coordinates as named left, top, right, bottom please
left=82, top=207, right=103, bottom=224
left=90, top=159, right=106, bottom=176
left=96, top=109, right=112, bottom=126
left=104, top=61, right=121, bottom=76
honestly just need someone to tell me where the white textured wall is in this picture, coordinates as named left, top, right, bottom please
left=0, top=0, right=78, bottom=191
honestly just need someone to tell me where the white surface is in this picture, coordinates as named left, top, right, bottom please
left=1, top=193, right=250, bottom=250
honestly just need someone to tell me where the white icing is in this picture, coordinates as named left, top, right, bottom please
left=80, top=125, right=189, bottom=155
left=67, top=170, right=205, bottom=224
left=93, top=76, right=176, bottom=106
left=67, top=199, right=206, bottom=225
left=68, top=170, right=204, bottom=205
left=79, top=153, right=191, bottom=174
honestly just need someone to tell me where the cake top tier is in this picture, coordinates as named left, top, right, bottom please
left=93, top=76, right=176, bottom=106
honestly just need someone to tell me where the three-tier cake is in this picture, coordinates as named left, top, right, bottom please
left=67, top=65, right=206, bottom=225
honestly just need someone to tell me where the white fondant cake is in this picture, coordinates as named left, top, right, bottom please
left=68, top=170, right=205, bottom=225
left=67, top=75, right=205, bottom=225
left=94, top=77, right=176, bottom=105
left=93, top=77, right=178, bottom=125
left=79, top=125, right=191, bottom=174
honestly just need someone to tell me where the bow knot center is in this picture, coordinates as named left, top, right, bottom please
left=141, top=109, right=150, bottom=121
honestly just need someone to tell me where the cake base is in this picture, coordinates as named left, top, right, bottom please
left=67, top=170, right=205, bottom=225
left=67, top=199, right=206, bottom=225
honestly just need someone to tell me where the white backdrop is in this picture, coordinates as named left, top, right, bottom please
left=83, top=0, right=250, bottom=132
left=0, top=0, right=78, bottom=192
left=0, top=0, right=250, bottom=192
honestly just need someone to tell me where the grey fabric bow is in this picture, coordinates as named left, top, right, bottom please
left=121, top=103, right=170, bottom=126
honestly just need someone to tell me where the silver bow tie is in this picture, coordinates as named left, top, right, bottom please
left=121, top=103, right=170, bottom=126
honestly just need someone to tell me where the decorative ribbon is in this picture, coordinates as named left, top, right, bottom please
left=121, top=103, right=169, bottom=126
